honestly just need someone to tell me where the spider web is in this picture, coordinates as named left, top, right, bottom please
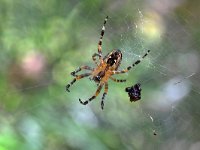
left=0, top=0, right=200, bottom=150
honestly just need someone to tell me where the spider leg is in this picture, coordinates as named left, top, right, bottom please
left=66, top=73, right=91, bottom=92
left=110, top=77, right=126, bottom=83
left=71, top=66, right=94, bottom=76
left=113, top=50, right=150, bottom=74
left=92, top=53, right=101, bottom=65
left=101, top=82, right=108, bottom=110
left=79, top=83, right=104, bottom=105
left=98, top=16, right=108, bottom=59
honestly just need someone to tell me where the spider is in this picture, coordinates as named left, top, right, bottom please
left=125, top=83, right=142, bottom=102
left=66, top=16, right=150, bottom=109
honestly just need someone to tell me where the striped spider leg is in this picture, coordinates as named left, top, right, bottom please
left=92, top=16, right=108, bottom=65
left=112, top=50, right=150, bottom=75
left=66, top=66, right=94, bottom=92
left=66, top=16, right=108, bottom=93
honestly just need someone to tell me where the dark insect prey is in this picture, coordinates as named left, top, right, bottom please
left=125, top=83, right=142, bottom=102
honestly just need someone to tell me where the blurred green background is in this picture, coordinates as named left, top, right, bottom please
left=0, top=0, right=200, bottom=150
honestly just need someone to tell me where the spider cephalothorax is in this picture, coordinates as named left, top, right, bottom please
left=66, top=16, right=150, bottom=109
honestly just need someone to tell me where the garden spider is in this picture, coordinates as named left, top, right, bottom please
left=66, top=16, right=150, bottom=109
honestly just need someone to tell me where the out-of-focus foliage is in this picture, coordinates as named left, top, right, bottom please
left=0, top=0, right=200, bottom=150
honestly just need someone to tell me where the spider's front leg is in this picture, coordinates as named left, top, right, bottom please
left=71, top=66, right=94, bottom=76
left=101, top=82, right=108, bottom=110
left=79, top=83, right=104, bottom=105
left=66, top=73, right=91, bottom=92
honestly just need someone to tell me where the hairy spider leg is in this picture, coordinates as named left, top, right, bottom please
left=66, top=73, right=91, bottom=92
left=71, top=66, right=94, bottom=76
left=92, top=53, right=101, bottom=65
left=113, top=50, right=150, bottom=74
left=110, top=77, right=126, bottom=82
left=98, top=16, right=108, bottom=55
left=79, top=83, right=104, bottom=105
left=92, top=16, right=109, bottom=65
left=101, top=82, right=108, bottom=109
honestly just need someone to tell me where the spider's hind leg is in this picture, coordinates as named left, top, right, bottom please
left=91, top=16, right=109, bottom=65
left=97, top=16, right=108, bottom=56
left=113, top=50, right=150, bottom=75
left=66, top=73, right=91, bottom=92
